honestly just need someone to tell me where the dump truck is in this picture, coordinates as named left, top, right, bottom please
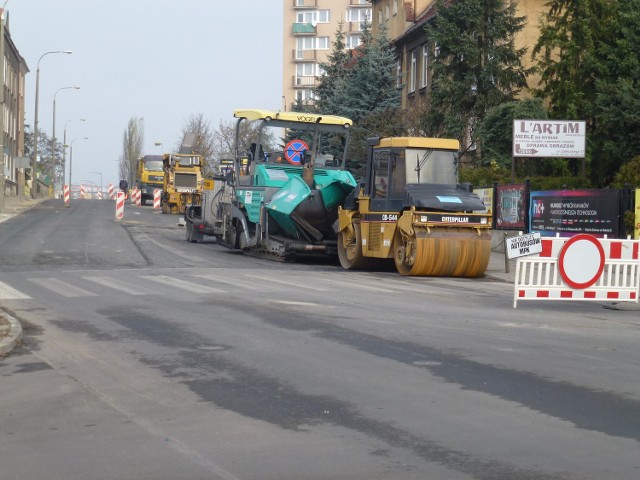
left=135, top=154, right=164, bottom=205
left=185, top=109, right=357, bottom=258
left=337, top=136, right=492, bottom=277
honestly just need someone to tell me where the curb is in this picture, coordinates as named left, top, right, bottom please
left=0, top=310, right=23, bottom=356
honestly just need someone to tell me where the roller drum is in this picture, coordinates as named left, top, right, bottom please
left=395, top=228, right=491, bottom=277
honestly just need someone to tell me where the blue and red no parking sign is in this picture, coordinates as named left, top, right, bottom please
left=284, top=139, right=309, bottom=165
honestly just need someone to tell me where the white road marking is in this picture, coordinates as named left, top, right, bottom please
left=0, top=281, right=31, bottom=300
left=141, top=275, right=226, bottom=294
left=29, top=278, right=98, bottom=297
left=83, top=276, right=149, bottom=296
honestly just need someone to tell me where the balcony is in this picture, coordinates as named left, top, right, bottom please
left=292, top=49, right=317, bottom=61
left=293, top=0, right=317, bottom=8
left=292, top=22, right=317, bottom=35
left=349, top=21, right=364, bottom=33
left=292, top=75, right=318, bottom=88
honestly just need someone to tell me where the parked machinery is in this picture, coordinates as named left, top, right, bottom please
left=337, top=136, right=492, bottom=277
left=134, top=154, right=164, bottom=205
left=185, top=109, right=357, bottom=259
left=161, top=152, right=204, bottom=214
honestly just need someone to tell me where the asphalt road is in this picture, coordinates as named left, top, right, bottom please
left=1, top=199, right=639, bottom=480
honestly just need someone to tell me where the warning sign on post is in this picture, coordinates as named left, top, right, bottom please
left=513, top=120, right=586, bottom=158
left=506, top=233, right=542, bottom=259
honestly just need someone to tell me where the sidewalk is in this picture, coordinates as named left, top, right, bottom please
left=0, top=194, right=49, bottom=224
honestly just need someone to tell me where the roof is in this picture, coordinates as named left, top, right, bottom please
left=233, top=109, right=353, bottom=127
left=376, top=136, right=460, bottom=151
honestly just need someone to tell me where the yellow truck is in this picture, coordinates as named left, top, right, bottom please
left=135, top=155, right=164, bottom=205
left=161, top=153, right=204, bottom=214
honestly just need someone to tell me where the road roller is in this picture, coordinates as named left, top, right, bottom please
left=337, top=136, right=492, bottom=277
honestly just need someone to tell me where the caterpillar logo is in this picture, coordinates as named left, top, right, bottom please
left=442, top=216, right=469, bottom=223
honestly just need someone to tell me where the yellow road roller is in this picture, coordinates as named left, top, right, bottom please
left=337, top=136, right=492, bottom=277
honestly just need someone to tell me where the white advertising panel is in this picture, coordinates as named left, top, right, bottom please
left=513, top=120, right=586, bottom=158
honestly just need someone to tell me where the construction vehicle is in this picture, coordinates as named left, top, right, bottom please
left=161, top=135, right=204, bottom=214
left=134, top=154, right=164, bottom=205
left=184, top=109, right=357, bottom=258
left=337, top=136, right=492, bottom=277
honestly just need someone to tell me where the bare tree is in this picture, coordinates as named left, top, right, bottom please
left=212, top=119, right=276, bottom=167
left=176, top=113, right=216, bottom=177
left=121, top=116, right=144, bottom=186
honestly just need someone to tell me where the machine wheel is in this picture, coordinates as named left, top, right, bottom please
left=394, top=231, right=418, bottom=276
left=394, top=228, right=491, bottom=277
left=161, top=202, right=169, bottom=214
left=337, top=221, right=367, bottom=270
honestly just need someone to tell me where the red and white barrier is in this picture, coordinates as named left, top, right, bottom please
left=63, top=185, right=70, bottom=207
left=107, top=183, right=115, bottom=200
left=153, top=189, right=161, bottom=209
left=115, top=191, right=125, bottom=220
left=80, top=184, right=85, bottom=199
left=134, top=188, right=141, bottom=207
left=514, top=234, right=640, bottom=307
left=130, top=188, right=137, bottom=204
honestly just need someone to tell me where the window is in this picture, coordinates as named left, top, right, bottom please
left=420, top=45, right=429, bottom=88
left=295, top=0, right=305, bottom=6
left=393, top=0, right=398, bottom=15
left=378, top=10, right=383, bottom=24
left=347, top=8, right=370, bottom=23
left=297, top=10, right=329, bottom=24
left=396, top=59, right=402, bottom=88
left=385, top=3, right=390, bottom=19
left=409, top=50, right=416, bottom=93
left=317, top=36, right=330, bottom=50
left=347, top=35, right=361, bottom=49
left=297, top=36, right=329, bottom=51
left=296, top=63, right=321, bottom=77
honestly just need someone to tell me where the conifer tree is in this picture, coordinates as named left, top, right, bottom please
left=423, top=0, right=532, bottom=159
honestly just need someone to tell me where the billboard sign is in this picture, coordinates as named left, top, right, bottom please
left=513, top=120, right=586, bottom=158
left=473, top=187, right=493, bottom=214
left=496, top=184, right=527, bottom=229
left=529, top=189, right=621, bottom=238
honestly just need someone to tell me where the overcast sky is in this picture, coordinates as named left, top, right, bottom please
left=8, top=0, right=283, bottom=188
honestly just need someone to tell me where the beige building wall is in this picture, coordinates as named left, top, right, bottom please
left=282, top=0, right=372, bottom=112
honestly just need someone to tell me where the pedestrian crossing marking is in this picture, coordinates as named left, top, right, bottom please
left=0, top=280, right=31, bottom=300
left=29, top=278, right=98, bottom=298
left=140, top=275, right=226, bottom=294
left=83, top=276, right=148, bottom=296
left=193, top=274, right=264, bottom=291
left=246, top=274, right=329, bottom=292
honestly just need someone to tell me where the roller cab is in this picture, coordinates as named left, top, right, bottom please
left=338, top=137, right=492, bottom=277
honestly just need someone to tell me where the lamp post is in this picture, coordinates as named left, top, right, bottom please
left=31, top=50, right=72, bottom=198
left=154, top=142, right=163, bottom=153
left=63, top=118, right=85, bottom=187
left=89, top=171, right=102, bottom=199
left=52, top=86, right=79, bottom=193
left=68, top=136, right=88, bottom=190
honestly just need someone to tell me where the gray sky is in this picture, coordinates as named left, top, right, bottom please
left=8, top=0, right=283, bottom=189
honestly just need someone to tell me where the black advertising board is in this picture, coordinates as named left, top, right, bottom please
left=529, top=189, right=621, bottom=238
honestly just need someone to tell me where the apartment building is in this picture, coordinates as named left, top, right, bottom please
left=369, top=0, right=546, bottom=110
left=282, top=0, right=372, bottom=111
left=1, top=11, right=29, bottom=196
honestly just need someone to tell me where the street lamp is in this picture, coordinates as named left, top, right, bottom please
left=154, top=142, right=163, bottom=153
left=89, top=171, right=102, bottom=199
left=31, top=50, right=72, bottom=198
left=68, top=136, right=88, bottom=189
left=63, top=118, right=85, bottom=187
left=53, top=86, right=80, bottom=192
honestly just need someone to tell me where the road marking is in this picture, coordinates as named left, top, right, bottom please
left=141, top=275, right=226, bottom=294
left=29, top=278, right=98, bottom=297
left=192, top=273, right=264, bottom=291
left=246, top=274, right=329, bottom=292
left=83, top=276, right=149, bottom=296
left=0, top=281, right=31, bottom=300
